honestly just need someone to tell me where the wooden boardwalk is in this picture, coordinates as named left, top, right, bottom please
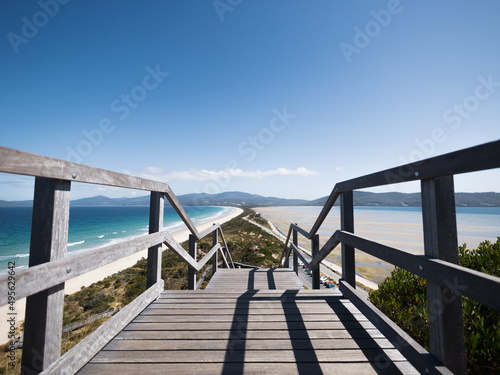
left=78, top=269, right=417, bottom=374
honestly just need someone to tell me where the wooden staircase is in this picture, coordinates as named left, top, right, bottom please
left=78, top=269, right=418, bottom=374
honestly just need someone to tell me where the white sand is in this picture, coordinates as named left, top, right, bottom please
left=1, top=207, right=243, bottom=344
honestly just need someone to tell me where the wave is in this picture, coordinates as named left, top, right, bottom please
left=97, top=235, right=105, bottom=238
left=68, top=240, right=85, bottom=247
left=191, top=207, right=235, bottom=225
left=0, top=253, right=29, bottom=260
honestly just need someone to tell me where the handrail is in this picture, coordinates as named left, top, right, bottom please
left=0, top=145, right=235, bottom=373
left=279, top=139, right=500, bottom=375
left=0, top=146, right=207, bottom=240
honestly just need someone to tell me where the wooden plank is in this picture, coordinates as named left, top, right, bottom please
left=198, top=223, right=219, bottom=239
left=341, top=190, right=356, bottom=287
left=0, top=145, right=171, bottom=193
left=421, top=176, right=466, bottom=375
left=41, top=281, right=164, bottom=375
left=0, top=228, right=174, bottom=305
left=147, top=192, right=164, bottom=288
left=290, top=243, right=309, bottom=267
left=104, top=337, right=394, bottom=351
left=78, top=361, right=417, bottom=375
left=123, top=320, right=376, bottom=331
left=309, top=231, right=341, bottom=271
left=311, top=234, right=320, bottom=289
left=196, top=243, right=220, bottom=270
left=291, top=223, right=309, bottom=238
left=132, top=313, right=367, bottom=323
left=162, top=191, right=201, bottom=239
left=22, top=177, right=70, bottom=373
left=156, top=289, right=342, bottom=298
left=140, top=307, right=356, bottom=315
left=293, top=226, right=298, bottom=274
left=162, top=234, right=199, bottom=270
left=309, top=190, right=340, bottom=238
left=187, top=235, right=196, bottom=290
left=340, top=280, right=452, bottom=375
left=89, top=348, right=406, bottom=363
left=279, top=226, right=293, bottom=266
left=148, top=302, right=341, bottom=310
left=212, top=228, right=218, bottom=276
left=218, top=227, right=234, bottom=267
left=217, top=245, right=229, bottom=269
left=282, top=244, right=293, bottom=268
left=114, top=328, right=386, bottom=341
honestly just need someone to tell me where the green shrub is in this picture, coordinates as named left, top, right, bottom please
left=369, top=238, right=500, bottom=374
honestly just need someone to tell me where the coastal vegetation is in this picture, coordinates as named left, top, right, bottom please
left=369, top=237, right=500, bottom=374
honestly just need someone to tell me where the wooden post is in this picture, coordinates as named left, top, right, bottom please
left=188, top=235, right=196, bottom=290
left=421, top=176, right=466, bottom=374
left=147, top=192, right=164, bottom=288
left=22, top=177, right=71, bottom=373
left=311, top=234, right=320, bottom=289
left=212, top=226, right=218, bottom=276
left=292, top=225, right=298, bottom=274
left=341, top=190, right=355, bottom=288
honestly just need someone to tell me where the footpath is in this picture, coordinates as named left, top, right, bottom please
left=243, top=216, right=378, bottom=296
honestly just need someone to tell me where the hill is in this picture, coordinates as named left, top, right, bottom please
left=1, top=191, right=499, bottom=207
left=310, top=191, right=500, bottom=207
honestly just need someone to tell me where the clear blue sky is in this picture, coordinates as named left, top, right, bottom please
left=1, top=1, right=499, bottom=201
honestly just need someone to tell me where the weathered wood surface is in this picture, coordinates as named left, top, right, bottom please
left=341, top=190, right=356, bottom=288
left=42, top=281, right=164, bottom=375
left=22, top=177, right=71, bottom=372
left=0, top=145, right=172, bottom=193
left=421, top=177, right=466, bottom=374
left=79, top=269, right=418, bottom=374
left=340, top=280, right=452, bottom=375
left=146, top=192, right=163, bottom=288
left=204, top=268, right=303, bottom=290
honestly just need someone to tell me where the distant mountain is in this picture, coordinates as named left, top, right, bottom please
left=0, top=199, right=32, bottom=207
left=177, top=191, right=309, bottom=207
left=310, top=191, right=500, bottom=207
left=1, top=191, right=499, bottom=207
left=71, top=195, right=150, bottom=206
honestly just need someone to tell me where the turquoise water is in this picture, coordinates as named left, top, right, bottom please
left=0, top=205, right=232, bottom=268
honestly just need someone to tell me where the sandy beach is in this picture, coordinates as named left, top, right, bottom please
left=1, top=207, right=243, bottom=344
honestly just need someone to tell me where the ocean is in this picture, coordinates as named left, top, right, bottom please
left=0, top=205, right=233, bottom=268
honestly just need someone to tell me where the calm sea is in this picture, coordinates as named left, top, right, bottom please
left=0, top=206, right=232, bottom=268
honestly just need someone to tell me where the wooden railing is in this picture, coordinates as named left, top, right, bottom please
left=0, top=146, right=234, bottom=374
left=279, top=139, right=500, bottom=375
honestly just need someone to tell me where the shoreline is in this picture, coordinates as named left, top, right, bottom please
left=1, top=206, right=243, bottom=344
